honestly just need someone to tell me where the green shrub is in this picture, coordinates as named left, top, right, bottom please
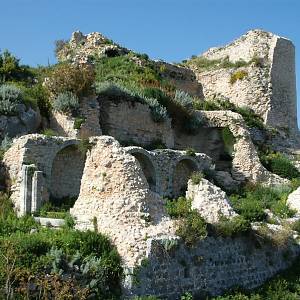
left=74, top=116, right=86, bottom=129
left=96, top=82, right=168, bottom=123
left=176, top=210, right=207, bottom=246
left=166, top=197, right=207, bottom=246
left=166, top=197, right=192, bottom=218
left=213, top=215, right=250, bottom=237
left=41, top=128, right=58, bottom=137
left=185, top=147, right=196, bottom=157
left=45, top=63, right=95, bottom=97
left=174, top=90, right=194, bottom=110
left=230, top=70, right=248, bottom=84
left=0, top=84, right=23, bottom=115
left=260, top=152, right=300, bottom=180
left=52, top=91, right=79, bottom=114
left=0, top=50, right=34, bottom=83
left=230, top=184, right=295, bottom=221
left=190, top=172, right=203, bottom=185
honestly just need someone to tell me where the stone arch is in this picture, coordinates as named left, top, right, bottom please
left=49, top=142, right=85, bottom=200
left=171, top=157, right=199, bottom=198
left=126, top=147, right=158, bottom=193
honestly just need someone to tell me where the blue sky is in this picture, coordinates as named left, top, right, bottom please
left=1, top=0, right=299, bottom=124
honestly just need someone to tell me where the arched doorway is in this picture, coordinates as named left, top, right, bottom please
left=50, top=145, right=85, bottom=200
left=131, top=151, right=157, bottom=192
left=172, top=159, right=198, bottom=198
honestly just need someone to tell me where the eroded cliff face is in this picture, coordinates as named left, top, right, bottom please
left=186, top=29, right=298, bottom=136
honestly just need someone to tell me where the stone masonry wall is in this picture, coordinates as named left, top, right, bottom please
left=126, top=236, right=300, bottom=299
left=190, top=29, right=298, bottom=135
left=50, top=96, right=102, bottom=138
left=99, top=98, right=174, bottom=148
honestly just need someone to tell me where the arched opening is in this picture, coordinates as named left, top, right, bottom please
left=131, top=152, right=157, bottom=192
left=172, top=159, right=198, bottom=198
left=50, top=145, right=85, bottom=202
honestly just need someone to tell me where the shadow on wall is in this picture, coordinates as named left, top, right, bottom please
left=49, top=144, right=85, bottom=200
left=131, top=151, right=157, bottom=192
left=172, top=158, right=198, bottom=198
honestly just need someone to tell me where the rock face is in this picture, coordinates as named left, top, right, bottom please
left=287, top=187, right=300, bottom=213
left=186, top=178, right=236, bottom=223
left=56, top=31, right=129, bottom=64
left=0, top=105, right=41, bottom=141
left=189, top=29, right=298, bottom=136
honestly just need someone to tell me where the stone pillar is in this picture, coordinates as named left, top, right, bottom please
left=31, top=171, right=44, bottom=213
left=19, top=164, right=36, bottom=216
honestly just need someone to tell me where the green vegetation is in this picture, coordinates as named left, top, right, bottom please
left=96, top=81, right=168, bottom=123
left=0, top=49, right=34, bottom=83
left=74, top=116, right=86, bottom=129
left=166, top=197, right=207, bottom=246
left=230, top=184, right=296, bottom=222
left=230, top=70, right=248, bottom=84
left=0, top=84, right=24, bottom=115
left=0, top=193, right=123, bottom=299
left=212, top=215, right=250, bottom=238
left=45, top=63, right=95, bottom=98
left=185, top=147, right=196, bottom=157
left=260, top=151, right=300, bottom=180
left=193, top=98, right=265, bottom=129
left=52, top=91, right=79, bottom=114
left=41, top=128, right=58, bottom=137
left=190, top=171, right=203, bottom=185
left=185, top=55, right=263, bottom=71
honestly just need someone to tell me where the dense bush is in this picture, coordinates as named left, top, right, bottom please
left=166, top=197, right=207, bottom=246
left=45, top=63, right=95, bottom=97
left=0, top=50, right=34, bottom=83
left=0, top=194, right=123, bottom=299
left=212, top=215, right=250, bottom=237
left=52, top=91, right=80, bottom=114
left=230, top=184, right=295, bottom=222
left=260, top=151, right=300, bottom=180
left=0, top=84, right=23, bottom=115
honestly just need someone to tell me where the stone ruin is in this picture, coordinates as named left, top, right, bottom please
left=1, top=29, right=300, bottom=298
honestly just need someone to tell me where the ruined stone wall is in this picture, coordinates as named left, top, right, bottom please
left=100, top=98, right=174, bottom=148
left=199, top=110, right=288, bottom=185
left=174, top=127, right=225, bottom=161
left=3, top=135, right=84, bottom=212
left=50, top=96, right=102, bottom=138
left=190, top=30, right=298, bottom=135
left=125, top=236, right=300, bottom=299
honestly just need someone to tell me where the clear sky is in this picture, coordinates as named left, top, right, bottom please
left=1, top=0, right=299, bottom=125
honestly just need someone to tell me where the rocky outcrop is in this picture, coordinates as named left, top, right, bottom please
left=56, top=31, right=129, bottom=64
left=186, top=178, right=236, bottom=223
left=0, top=105, right=41, bottom=141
